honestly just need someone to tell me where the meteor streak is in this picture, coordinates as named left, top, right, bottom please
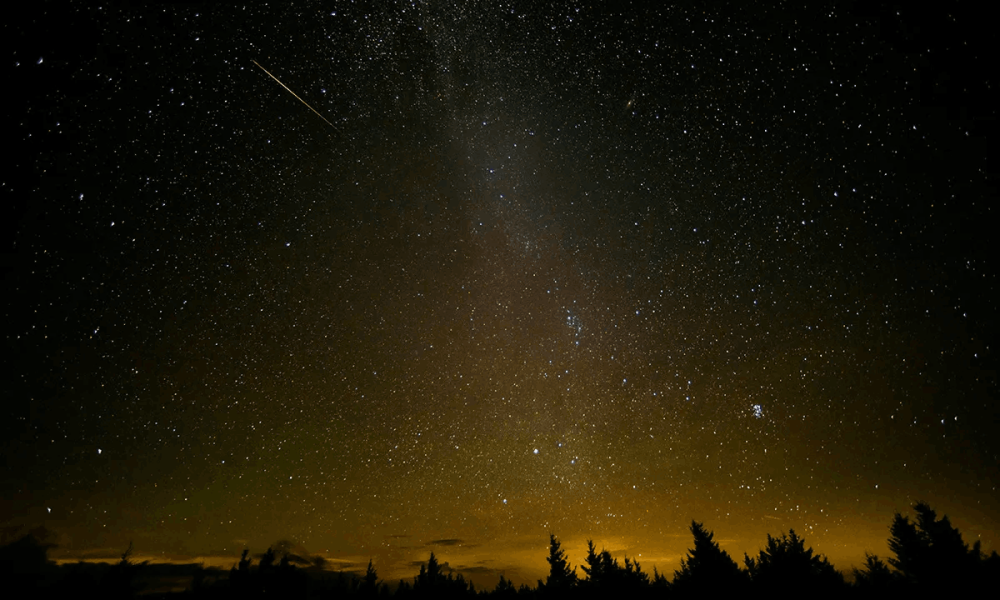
left=252, top=60, right=337, bottom=131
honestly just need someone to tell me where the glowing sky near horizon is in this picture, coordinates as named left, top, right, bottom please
left=3, top=1, right=998, bottom=588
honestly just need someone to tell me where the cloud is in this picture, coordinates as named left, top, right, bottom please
left=285, top=553, right=314, bottom=566
left=254, top=539, right=347, bottom=571
left=426, top=538, right=465, bottom=546
left=424, top=538, right=478, bottom=549
left=1, top=525, right=57, bottom=546
left=456, top=565, right=503, bottom=576
left=318, top=558, right=360, bottom=572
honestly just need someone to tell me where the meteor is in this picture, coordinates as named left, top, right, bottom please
left=252, top=60, right=337, bottom=131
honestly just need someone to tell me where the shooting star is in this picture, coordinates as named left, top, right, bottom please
left=252, top=60, right=337, bottom=131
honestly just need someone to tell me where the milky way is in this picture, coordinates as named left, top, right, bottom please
left=3, top=1, right=997, bottom=586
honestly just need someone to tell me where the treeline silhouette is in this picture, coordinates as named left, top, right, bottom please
left=3, top=502, right=998, bottom=599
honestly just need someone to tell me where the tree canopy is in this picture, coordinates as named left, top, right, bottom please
left=672, top=520, right=746, bottom=595
left=4, top=502, right=999, bottom=598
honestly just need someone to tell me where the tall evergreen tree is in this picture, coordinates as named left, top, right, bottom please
left=494, top=574, right=516, bottom=596
left=622, top=555, right=650, bottom=590
left=888, top=502, right=984, bottom=591
left=672, top=520, right=746, bottom=595
left=414, top=552, right=447, bottom=597
left=229, top=548, right=253, bottom=594
left=852, top=552, right=895, bottom=593
left=259, top=546, right=277, bottom=573
left=651, top=566, right=670, bottom=591
left=544, top=534, right=578, bottom=592
left=580, top=540, right=603, bottom=586
left=745, top=530, right=844, bottom=597
left=577, top=540, right=651, bottom=596
left=360, top=558, right=379, bottom=596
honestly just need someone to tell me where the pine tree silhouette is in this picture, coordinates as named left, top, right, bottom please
left=621, top=555, right=650, bottom=593
left=744, top=530, right=844, bottom=597
left=102, top=541, right=147, bottom=600
left=494, top=574, right=517, bottom=597
left=542, top=534, right=578, bottom=594
left=0, top=531, right=58, bottom=596
left=276, top=551, right=306, bottom=597
left=577, top=539, right=651, bottom=597
left=888, top=501, right=986, bottom=591
left=414, top=551, right=449, bottom=598
left=580, top=540, right=603, bottom=588
left=259, top=546, right=277, bottom=573
left=229, top=548, right=253, bottom=595
left=852, top=552, right=895, bottom=594
left=651, top=566, right=670, bottom=591
left=672, top=520, right=746, bottom=595
left=360, top=558, right=380, bottom=596
left=396, top=578, right=413, bottom=597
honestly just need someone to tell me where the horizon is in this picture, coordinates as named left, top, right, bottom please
left=22, top=501, right=997, bottom=589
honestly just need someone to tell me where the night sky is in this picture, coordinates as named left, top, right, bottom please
left=3, top=1, right=998, bottom=587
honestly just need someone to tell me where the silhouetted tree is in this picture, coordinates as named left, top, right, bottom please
left=493, top=574, right=517, bottom=597
left=981, top=550, right=1000, bottom=590
left=249, top=546, right=278, bottom=596
left=355, top=558, right=379, bottom=596
left=446, top=571, right=476, bottom=598
left=229, top=548, right=253, bottom=595
left=852, top=552, right=895, bottom=594
left=0, top=532, right=55, bottom=585
left=0, top=531, right=58, bottom=596
left=888, top=501, right=987, bottom=591
left=594, top=547, right=619, bottom=593
left=540, top=534, right=577, bottom=594
left=580, top=540, right=604, bottom=589
left=745, top=530, right=844, bottom=597
left=259, top=546, right=277, bottom=573
left=621, top=555, right=650, bottom=594
left=102, top=542, right=147, bottom=600
left=396, top=578, right=413, bottom=596
left=672, top=520, right=746, bottom=595
left=651, top=566, right=670, bottom=591
left=577, top=540, right=650, bottom=597
left=276, top=551, right=307, bottom=597
left=426, top=551, right=442, bottom=581
left=414, top=552, right=454, bottom=598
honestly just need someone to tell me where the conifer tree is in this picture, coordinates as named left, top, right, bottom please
left=414, top=551, right=446, bottom=596
left=494, top=574, right=516, bottom=597
left=360, top=558, right=379, bottom=596
left=888, top=502, right=985, bottom=591
left=544, top=534, right=578, bottom=592
left=623, top=555, right=650, bottom=590
left=651, top=566, right=670, bottom=590
left=580, top=540, right=603, bottom=586
left=852, top=552, right=894, bottom=591
left=745, top=530, right=843, bottom=596
left=672, top=521, right=745, bottom=595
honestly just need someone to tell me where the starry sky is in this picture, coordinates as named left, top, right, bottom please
left=3, top=0, right=998, bottom=587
